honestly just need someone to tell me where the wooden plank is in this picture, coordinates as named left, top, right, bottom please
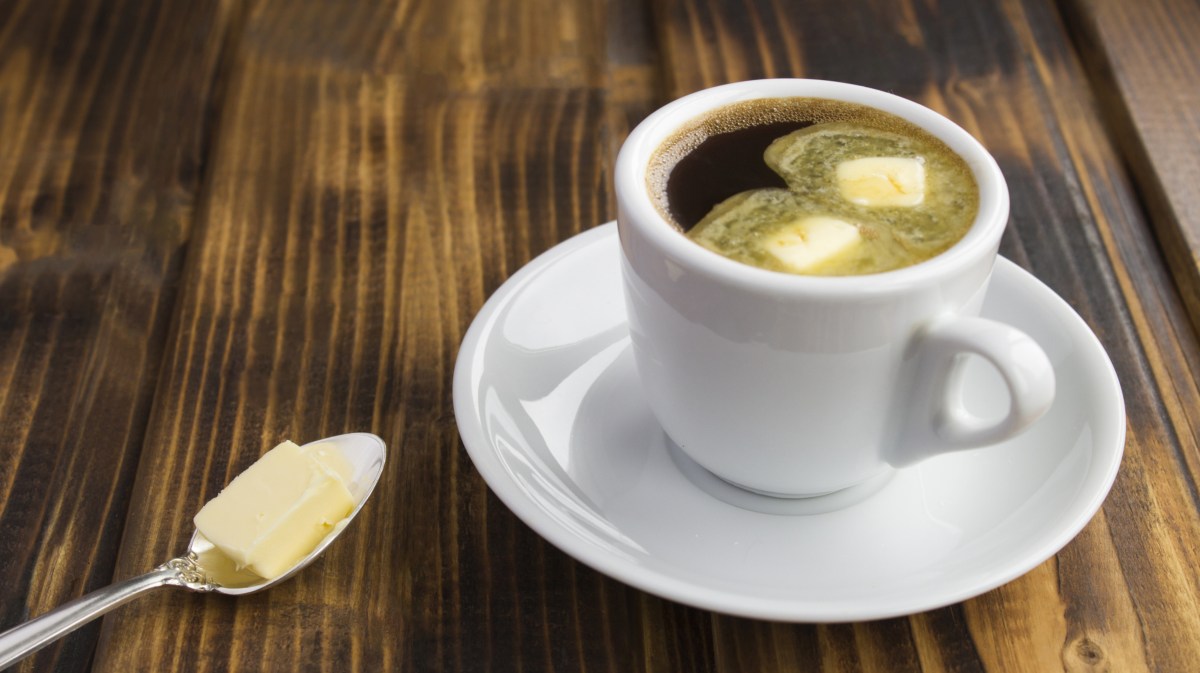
left=89, top=0, right=697, bottom=671
left=0, top=1, right=244, bottom=671
left=1059, top=0, right=1200, bottom=331
left=650, top=0, right=1200, bottom=670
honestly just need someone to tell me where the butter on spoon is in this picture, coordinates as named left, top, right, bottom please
left=0, top=433, right=386, bottom=669
left=194, top=439, right=358, bottom=580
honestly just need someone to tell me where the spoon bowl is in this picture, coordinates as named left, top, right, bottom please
left=0, top=432, right=387, bottom=667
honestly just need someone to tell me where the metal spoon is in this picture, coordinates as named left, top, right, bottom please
left=0, top=432, right=386, bottom=670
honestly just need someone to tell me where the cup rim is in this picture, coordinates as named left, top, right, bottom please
left=615, top=79, right=1010, bottom=297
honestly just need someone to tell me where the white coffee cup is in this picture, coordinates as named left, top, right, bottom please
left=615, top=79, right=1056, bottom=498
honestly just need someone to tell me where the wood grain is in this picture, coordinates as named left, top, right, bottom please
left=90, top=0, right=666, bottom=671
left=0, top=0, right=242, bottom=670
left=1058, top=0, right=1200, bottom=332
left=1005, top=3, right=1200, bottom=670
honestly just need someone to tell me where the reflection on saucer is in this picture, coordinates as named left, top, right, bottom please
left=665, top=438, right=896, bottom=516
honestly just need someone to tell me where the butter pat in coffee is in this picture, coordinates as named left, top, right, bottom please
left=193, top=440, right=355, bottom=579
left=764, top=216, right=861, bottom=271
left=836, top=157, right=926, bottom=207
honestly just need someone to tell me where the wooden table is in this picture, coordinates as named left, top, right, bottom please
left=2, top=0, right=1198, bottom=670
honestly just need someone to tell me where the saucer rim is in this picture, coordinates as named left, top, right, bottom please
left=453, top=222, right=1126, bottom=622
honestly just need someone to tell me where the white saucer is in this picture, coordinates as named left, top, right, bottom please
left=453, top=223, right=1125, bottom=622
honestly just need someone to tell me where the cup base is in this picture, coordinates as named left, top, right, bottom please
left=666, top=439, right=895, bottom=516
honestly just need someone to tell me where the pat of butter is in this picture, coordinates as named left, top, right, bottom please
left=836, top=156, right=926, bottom=207
left=194, top=440, right=355, bottom=579
left=763, top=216, right=862, bottom=271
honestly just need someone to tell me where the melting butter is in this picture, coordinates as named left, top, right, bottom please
left=836, top=156, right=926, bottom=207
left=193, top=440, right=355, bottom=580
left=763, top=215, right=862, bottom=271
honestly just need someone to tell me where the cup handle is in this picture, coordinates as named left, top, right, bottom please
left=887, top=315, right=1056, bottom=467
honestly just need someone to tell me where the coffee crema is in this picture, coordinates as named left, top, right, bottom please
left=648, top=98, right=980, bottom=276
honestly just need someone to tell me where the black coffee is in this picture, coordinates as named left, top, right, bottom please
left=665, top=120, right=813, bottom=230
left=648, top=98, right=979, bottom=276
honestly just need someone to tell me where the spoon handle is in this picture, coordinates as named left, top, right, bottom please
left=0, top=566, right=176, bottom=669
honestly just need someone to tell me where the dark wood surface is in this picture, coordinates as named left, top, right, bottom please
left=1, top=0, right=1198, bottom=671
left=1061, top=0, right=1200, bottom=334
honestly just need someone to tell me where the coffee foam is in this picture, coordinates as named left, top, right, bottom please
left=647, top=97, right=957, bottom=230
